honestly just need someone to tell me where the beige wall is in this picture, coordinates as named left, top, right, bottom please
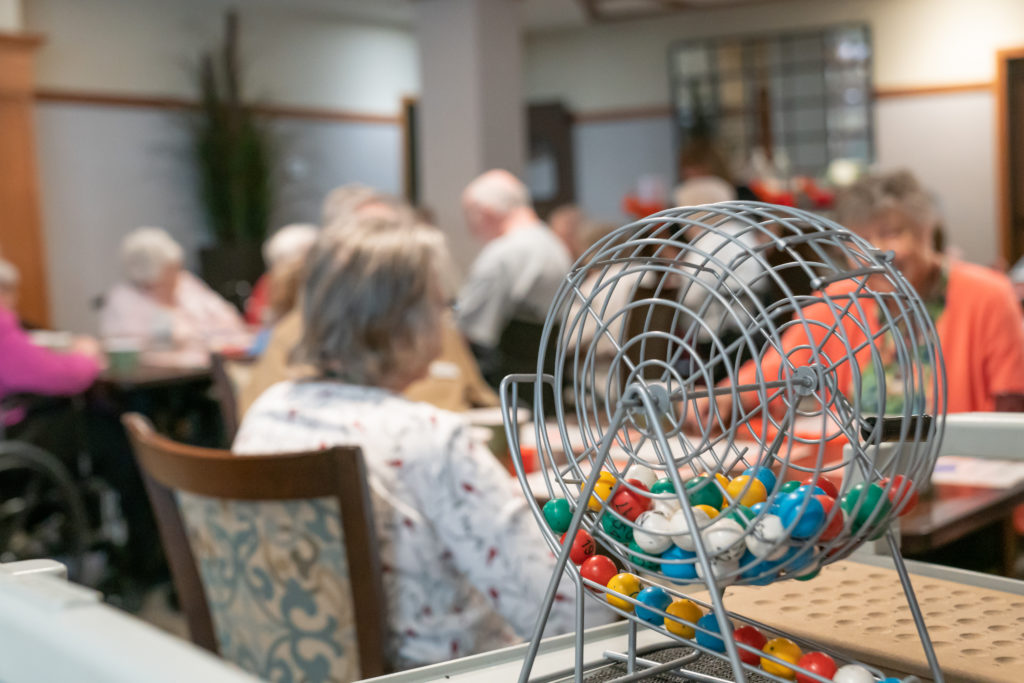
left=0, top=0, right=21, bottom=31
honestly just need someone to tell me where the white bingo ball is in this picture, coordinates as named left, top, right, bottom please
left=624, top=464, right=659, bottom=489
left=669, top=506, right=711, bottom=551
left=633, top=510, right=673, bottom=554
left=652, top=496, right=682, bottom=517
left=832, top=664, right=876, bottom=683
left=695, top=557, right=740, bottom=586
left=744, top=514, right=788, bottom=560
left=701, top=518, right=745, bottom=561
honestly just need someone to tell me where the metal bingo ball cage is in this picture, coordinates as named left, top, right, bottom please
left=499, top=201, right=946, bottom=683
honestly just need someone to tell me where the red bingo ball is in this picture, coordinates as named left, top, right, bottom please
left=580, top=555, right=618, bottom=590
left=561, top=529, right=596, bottom=565
left=795, top=651, right=838, bottom=683
left=880, top=475, right=919, bottom=515
left=732, top=625, right=767, bottom=666
left=610, top=478, right=652, bottom=521
left=801, top=474, right=838, bottom=499
left=815, top=495, right=845, bottom=541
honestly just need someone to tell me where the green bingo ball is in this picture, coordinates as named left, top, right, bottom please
left=650, top=478, right=676, bottom=495
left=684, top=477, right=723, bottom=508
left=628, top=540, right=659, bottom=570
left=543, top=498, right=573, bottom=533
left=726, top=504, right=756, bottom=529
left=602, top=513, right=635, bottom=544
left=779, top=480, right=802, bottom=495
left=840, top=482, right=893, bottom=536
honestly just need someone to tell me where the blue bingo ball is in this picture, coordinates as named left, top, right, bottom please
left=634, top=586, right=672, bottom=625
left=660, top=545, right=698, bottom=582
left=696, top=613, right=727, bottom=652
left=777, top=491, right=826, bottom=539
left=744, top=466, right=777, bottom=494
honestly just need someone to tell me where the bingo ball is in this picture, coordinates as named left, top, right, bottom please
left=561, top=529, right=596, bottom=565
left=832, top=664, right=876, bottom=683
left=664, top=598, right=702, bottom=638
left=542, top=498, right=573, bottom=533
left=602, top=512, right=634, bottom=543
left=841, top=483, right=893, bottom=534
left=580, top=555, right=617, bottom=589
left=745, top=466, right=777, bottom=494
left=777, top=491, right=826, bottom=539
left=727, top=504, right=756, bottom=529
left=650, top=477, right=676, bottom=495
left=702, top=518, right=746, bottom=561
left=585, top=471, right=617, bottom=511
left=795, top=651, right=838, bottom=683
left=624, top=463, right=659, bottom=488
left=628, top=540, right=660, bottom=570
left=880, top=474, right=919, bottom=515
left=725, top=475, right=768, bottom=508
left=779, top=480, right=802, bottom=495
left=745, top=514, right=788, bottom=560
left=669, top=506, right=711, bottom=550
left=816, top=494, right=845, bottom=541
left=733, top=625, right=767, bottom=665
left=660, top=546, right=698, bottom=582
left=610, top=478, right=651, bottom=521
left=696, top=613, right=727, bottom=652
left=605, top=572, right=642, bottom=611
left=634, top=585, right=672, bottom=625
left=801, top=474, right=838, bottom=499
left=761, top=637, right=802, bottom=679
left=633, top=510, right=674, bottom=554
left=695, top=557, right=740, bottom=585
left=684, top=477, right=723, bottom=508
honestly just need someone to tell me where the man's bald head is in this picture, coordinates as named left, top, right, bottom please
left=462, top=169, right=534, bottom=241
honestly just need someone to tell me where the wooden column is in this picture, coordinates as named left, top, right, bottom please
left=0, top=32, right=48, bottom=327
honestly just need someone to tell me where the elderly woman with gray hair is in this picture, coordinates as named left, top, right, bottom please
left=99, top=227, right=248, bottom=360
left=234, top=213, right=603, bottom=669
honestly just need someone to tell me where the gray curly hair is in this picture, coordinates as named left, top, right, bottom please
left=834, top=169, right=939, bottom=235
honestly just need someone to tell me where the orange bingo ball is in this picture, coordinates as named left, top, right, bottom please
left=694, top=504, right=720, bottom=519
left=761, top=637, right=803, bottom=679
left=664, top=599, right=703, bottom=638
left=605, top=572, right=642, bottom=612
left=584, top=471, right=617, bottom=511
left=725, top=475, right=768, bottom=508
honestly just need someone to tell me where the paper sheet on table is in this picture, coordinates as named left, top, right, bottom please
left=929, top=455, right=1024, bottom=488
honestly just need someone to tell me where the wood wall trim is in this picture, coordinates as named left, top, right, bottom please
left=572, top=105, right=673, bottom=123
left=0, top=32, right=45, bottom=49
left=874, top=81, right=993, bottom=99
left=995, top=48, right=1024, bottom=265
left=33, top=88, right=401, bottom=124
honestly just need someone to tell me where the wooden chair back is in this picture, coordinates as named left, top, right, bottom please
left=209, top=352, right=256, bottom=443
left=122, top=413, right=388, bottom=681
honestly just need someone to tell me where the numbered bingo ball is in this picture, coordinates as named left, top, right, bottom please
left=695, top=556, right=740, bottom=585
left=601, top=511, right=634, bottom=544
left=725, top=475, right=768, bottom=508
left=761, top=637, right=802, bottom=679
left=696, top=613, right=727, bottom=652
left=542, top=498, right=573, bottom=533
left=633, top=510, right=674, bottom=554
left=560, top=529, right=596, bottom=565
left=605, top=572, right=642, bottom=611
left=584, top=471, right=617, bottom=511
left=628, top=540, right=659, bottom=570
left=669, top=506, right=712, bottom=550
left=732, top=625, right=767, bottom=665
left=801, top=474, right=838, bottom=499
left=580, top=555, right=617, bottom=590
left=650, top=477, right=675, bottom=495
left=610, top=479, right=651, bottom=521
left=777, top=491, right=826, bottom=539
left=779, top=480, right=802, bottom=495
left=634, top=586, right=672, bottom=625
left=744, top=466, right=777, bottom=494
left=702, top=517, right=746, bottom=561
left=840, top=482, right=893, bottom=534
left=795, top=651, right=838, bottom=683
left=832, top=664, right=875, bottom=683
left=816, top=494, right=845, bottom=542
left=683, top=477, right=723, bottom=508
left=664, top=599, right=702, bottom=638
left=624, top=463, right=659, bottom=488
left=660, top=545, right=698, bottom=582
left=880, top=474, right=919, bottom=515
left=745, top=513, right=788, bottom=560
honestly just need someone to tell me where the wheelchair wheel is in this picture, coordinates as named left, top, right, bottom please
left=0, top=441, right=89, bottom=581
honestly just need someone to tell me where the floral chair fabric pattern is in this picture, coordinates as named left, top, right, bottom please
left=176, top=491, right=360, bottom=683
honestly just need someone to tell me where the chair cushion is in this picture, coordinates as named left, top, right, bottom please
left=177, top=492, right=360, bottom=682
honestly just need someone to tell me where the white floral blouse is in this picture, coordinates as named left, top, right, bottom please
left=234, top=380, right=605, bottom=669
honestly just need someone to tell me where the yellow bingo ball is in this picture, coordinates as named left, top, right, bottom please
left=760, top=637, right=803, bottom=679
left=584, top=471, right=617, bottom=511
left=694, top=504, right=720, bottom=520
left=664, top=599, right=703, bottom=638
left=725, top=475, right=768, bottom=508
left=605, top=572, right=642, bottom=612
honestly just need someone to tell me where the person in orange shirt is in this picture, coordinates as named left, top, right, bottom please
left=687, top=169, right=1024, bottom=430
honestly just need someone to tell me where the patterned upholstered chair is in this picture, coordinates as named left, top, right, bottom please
left=122, top=413, right=388, bottom=682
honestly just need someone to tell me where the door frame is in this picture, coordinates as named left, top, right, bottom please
left=996, top=47, right=1024, bottom=265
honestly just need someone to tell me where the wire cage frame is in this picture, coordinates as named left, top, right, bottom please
left=500, top=201, right=946, bottom=683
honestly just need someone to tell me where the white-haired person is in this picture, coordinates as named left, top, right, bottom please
left=99, top=227, right=248, bottom=361
left=244, top=223, right=319, bottom=327
left=458, top=169, right=571, bottom=386
left=235, top=213, right=605, bottom=670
